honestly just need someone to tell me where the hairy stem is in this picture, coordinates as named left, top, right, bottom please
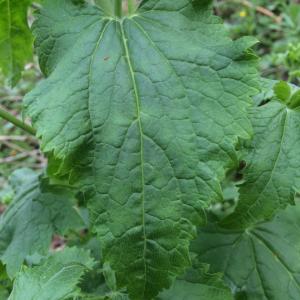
left=0, top=107, right=36, bottom=136
left=114, top=0, right=122, bottom=18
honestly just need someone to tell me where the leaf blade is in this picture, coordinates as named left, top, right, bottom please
left=222, top=99, right=300, bottom=228
left=8, top=247, right=94, bottom=300
left=24, top=0, right=259, bottom=297
left=158, top=263, right=233, bottom=300
left=274, top=81, right=291, bottom=103
left=192, top=203, right=300, bottom=300
left=0, top=169, right=83, bottom=277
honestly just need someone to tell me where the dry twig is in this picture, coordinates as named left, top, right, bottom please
left=229, top=0, right=282, bottom=23
left=0, top=150, right=41, bottom=164
left=0, top=135, right=29, bottom=142
left=1, top=140, right=27, bottom=153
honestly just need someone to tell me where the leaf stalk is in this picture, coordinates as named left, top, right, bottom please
left=127, top=0, right=135, bottom=14
left=114, top=0, right=122, bottom=18
left=0, top=107, right=36, bottom=136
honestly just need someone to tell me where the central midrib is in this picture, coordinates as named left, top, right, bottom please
left=119, top=20, right=148, bottom=294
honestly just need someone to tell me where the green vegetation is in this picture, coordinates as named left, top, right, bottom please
left=1, top=1, right=300, bottom=299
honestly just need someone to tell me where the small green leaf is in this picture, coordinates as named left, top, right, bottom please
left=8, top=247, right=94, bottom=300
left=273, top=81, right=291, bottom=102
left=0, top=169, right=83, bottom=277
left=289, top=90, right=300, bottom=109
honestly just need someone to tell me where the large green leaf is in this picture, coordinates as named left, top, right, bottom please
left=192, top=203, right=300, bottom=300
left=0, top=169, right=83, bottom=277
left=8, top=247, right=94, bottom=300
left=24, top=0, right=259, bottom=298
left=222, top=99, right=300, bottom=228
left=0, top=0, right=33, bottom=85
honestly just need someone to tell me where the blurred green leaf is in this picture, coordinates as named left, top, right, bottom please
left=274, top=80, right=291, bottom=102
left=289, top=90, right=300, bottom=109
left=0, top=0, right=33, bottom=85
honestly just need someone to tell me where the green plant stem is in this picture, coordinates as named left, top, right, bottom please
left=127, top=0, right=135, bottom=14
left=114, top=0, right=122, bottom=18
left=0, top=107, right=36, bottom=136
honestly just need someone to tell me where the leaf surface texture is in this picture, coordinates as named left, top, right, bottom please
left=158, top=263, right=233, bottom=300
left=222, top=100, right=300, bottom=228
left=193, top=203, right=300, bottom=300
left=0, top=169, right=82, bottom=277
left=24, top=0, right=259, bottom=297
left=8, top=247, right=94, bottom=300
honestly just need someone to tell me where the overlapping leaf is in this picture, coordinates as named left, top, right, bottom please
left=77, top=263, right=233, bottom=300
left=222, top=96, right=300, bottom=228
left=192, top=203, right=300, bottom=300
left=158, top=263, right=233, bottom=300
left=192, top=82, right=300, bottom=299
left=8, top=247, right=94, bottom=300
left=0, top=0, right=33, bottom=85
left=24, top=0, right=259, bottom=298
left=0, top=169, right=83, bottom=277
